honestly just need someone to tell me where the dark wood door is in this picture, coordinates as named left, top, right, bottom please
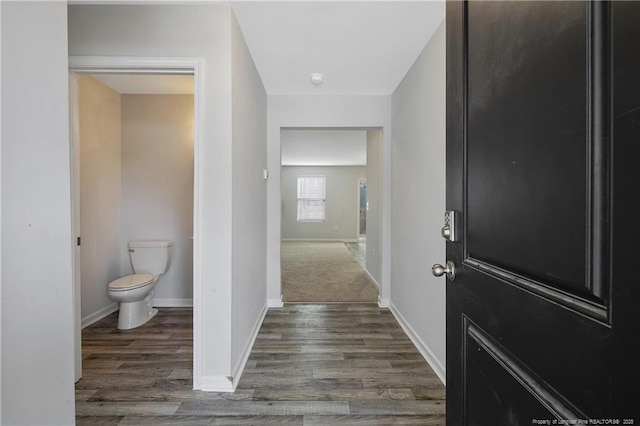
left=446, top=1, right=640, bottom=423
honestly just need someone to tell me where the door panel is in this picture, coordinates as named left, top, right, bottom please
left=446, top=1, right=640, bottom=423
left=467, top=1, right=588, bottom=294
left=464, top=319, right=573, bottom=424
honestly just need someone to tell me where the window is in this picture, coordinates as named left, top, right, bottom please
left=297, top=176, right=326, bottom=222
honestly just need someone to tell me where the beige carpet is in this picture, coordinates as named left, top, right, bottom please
left=281, top=241, right=379, bottom=303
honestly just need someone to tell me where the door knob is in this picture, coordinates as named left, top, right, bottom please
left=432, top=261, right=456, bottom=281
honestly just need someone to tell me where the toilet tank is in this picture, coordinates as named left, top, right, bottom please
left=128, top=240, right=173, bottom=275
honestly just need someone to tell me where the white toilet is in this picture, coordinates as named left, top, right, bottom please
left=108, top=240, right=173, bottom=330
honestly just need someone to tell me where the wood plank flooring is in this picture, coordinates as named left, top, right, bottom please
left=76, top=305, right=446, bottom=425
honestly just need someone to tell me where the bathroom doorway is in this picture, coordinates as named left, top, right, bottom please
left=69, top=58, right=203, bottom=384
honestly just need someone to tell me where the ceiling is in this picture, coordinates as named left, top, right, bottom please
left=232, top=1, right=445, bottom=95
left=84, top=1, right=445, bottom=165
left=83, top=2, right=445, bottom=97
left=281, top=129, right=367, bottom=166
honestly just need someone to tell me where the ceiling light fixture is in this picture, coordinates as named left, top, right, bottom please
left=310, top=73, right=324, bottom=85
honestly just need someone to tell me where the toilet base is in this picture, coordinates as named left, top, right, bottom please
left=117, top=292, right=158, bottom=330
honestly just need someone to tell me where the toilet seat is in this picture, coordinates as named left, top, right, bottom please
left=108, top=274, right=155, bottom=291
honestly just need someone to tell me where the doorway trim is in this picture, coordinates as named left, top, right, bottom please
left=273, top=126, right=386, bottom=306
left=68, top=56, right=205, bottom=388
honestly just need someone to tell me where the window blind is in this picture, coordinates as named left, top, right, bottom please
left=297, top=176, right=326, bottom=222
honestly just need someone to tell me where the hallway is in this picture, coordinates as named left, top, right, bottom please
left=281, top=241, right=378, bottom=303
left=76, top=305, right=445, bottom=425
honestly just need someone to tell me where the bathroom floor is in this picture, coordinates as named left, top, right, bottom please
left=76, top=305, right=445, bottom=425
left=76, top=307, right=193, bottom=413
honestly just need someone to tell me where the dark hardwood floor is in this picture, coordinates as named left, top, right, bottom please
left=76, top=305, right=446, bottom=425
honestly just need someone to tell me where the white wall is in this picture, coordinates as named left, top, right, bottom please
left=120, top=94, right=194, bottom=305
left=267, top=95, right=391, bottom=307
left=69, top=4, right=234, bottom=390
left=230, top=11, right=268, bottom=384
left=1, top=2, right=76, bottom=424
left=366, top=130, right=383, bottom=286
left=281, top=166, right=366, bottom=241
left=390, top=22, right=446, bottom=382
left=281, top=129, right=367, bottom=166
left=79, top=75, right=122, bottom=325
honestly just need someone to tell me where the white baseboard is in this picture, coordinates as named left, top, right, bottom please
left=82, top=298, right=193, bottom=329
left=389, top=301, right=446, bottom=385
left=267, top=298, right=284, bottom=308
left=377, top=296, right=390, bottom=308
left=197, top=304, right=268, bottom=393
left=153, top=298, right=193, bottom=307
left=199, top=375, right=235, bottom=392
left=81, top=302, right=119, bottom=329
left=282, top=238, right=358, bottom=243
left=365, top=269, right=380, bottom=290
left=230, top=304, right=269, bottom=390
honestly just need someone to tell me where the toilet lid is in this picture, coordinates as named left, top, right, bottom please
left=109, top=274, right=154, bottom=291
